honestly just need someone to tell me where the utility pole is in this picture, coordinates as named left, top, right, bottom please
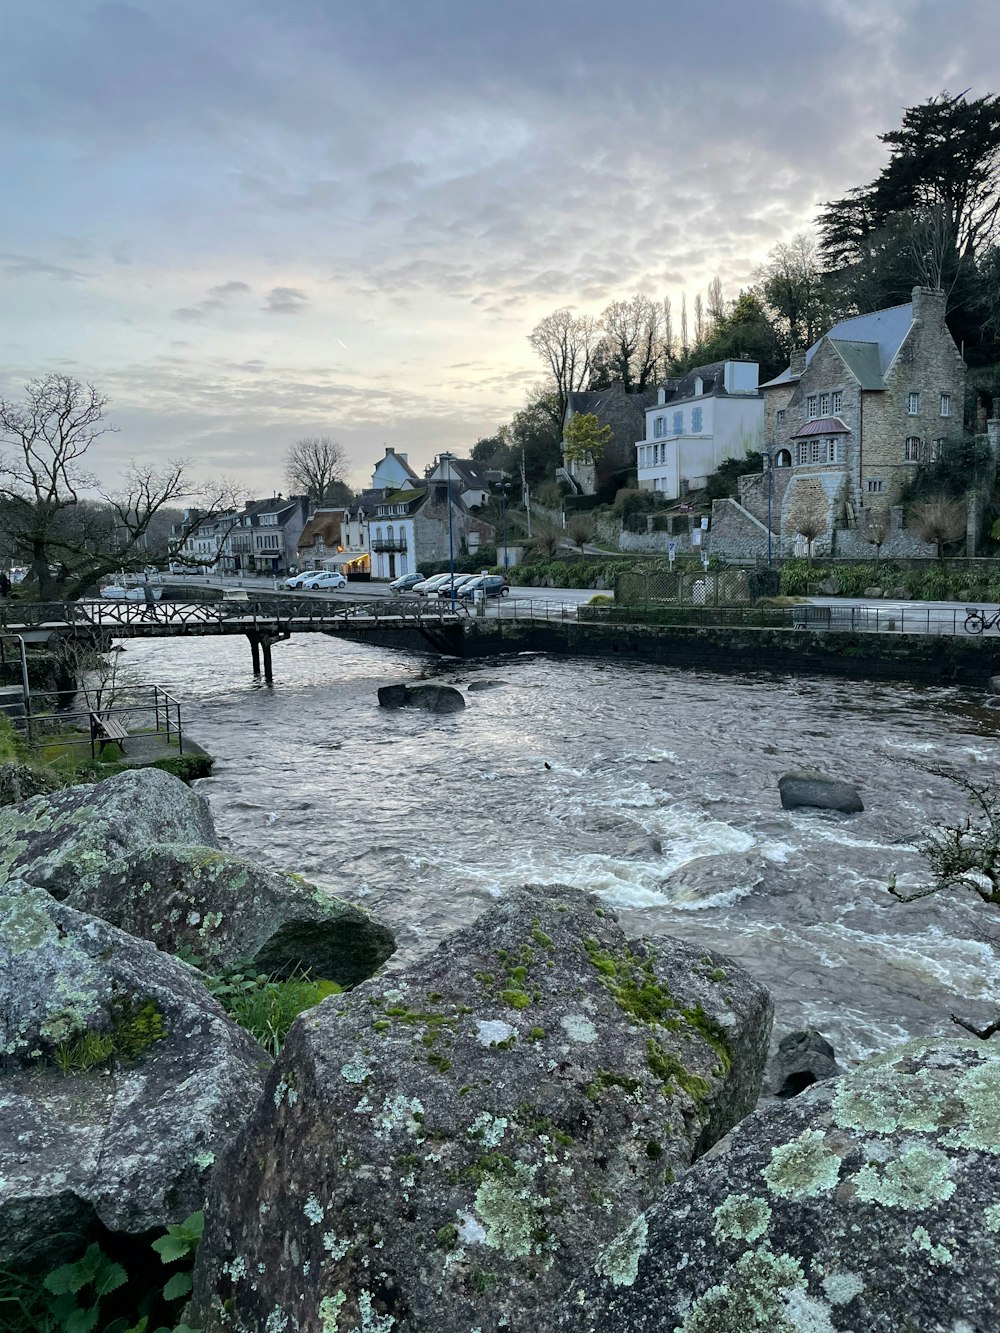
left=442, top=453, right=456, bottom=609
left=521, top=446, right=532, bottom=537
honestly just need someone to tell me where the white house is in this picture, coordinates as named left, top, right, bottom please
left=423, top=455, right=491, bottom=508
left=636, top=361, right=763, bottom=498
left=371, top=446, right=420, bottom=492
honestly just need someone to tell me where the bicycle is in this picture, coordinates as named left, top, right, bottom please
left=964, top=607, right=1000, bottom=635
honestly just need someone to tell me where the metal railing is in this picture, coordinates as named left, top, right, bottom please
left=20, top=684, right=183, bottom=756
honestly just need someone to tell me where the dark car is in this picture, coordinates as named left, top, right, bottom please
left=388, top=572, right=426, bottom=593
left=457, top=575, right=509, bottom=599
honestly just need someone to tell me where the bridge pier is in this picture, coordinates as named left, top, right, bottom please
left=246, top=631, right=290, bottom=683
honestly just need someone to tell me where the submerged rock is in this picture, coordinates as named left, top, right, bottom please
left=378, top=683, right=466, bottom=713
left=0, top=767, right=219, bottom=897
left=190, top=885, right=772, bottom=1333
left=566, top=1037, right=1000, bottom=1332
left=64, top=843, right=396, bottom=986
left=0, top=882, right=266, bottom=1267
left=767, top=1028, right=844, bottom=1099
left=778, top=769, right=864, bottom=814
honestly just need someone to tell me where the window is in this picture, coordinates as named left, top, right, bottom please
left=932, top=438, right=945, bottom=462
left=796, top=442, right=809, bottom=466
left=653, top=416, right=664, bottom=438
left=673, top=411, right=683, bottom=435
left=806, top=395, right=818, bottom=419
left=810, top=439, right=821, bottom=463
left=831, top=390, right=843, bottom=414
left=904, top=437, right=922, bottom=462
left=653, top=443, right=660, bottom=464
left=819, top=393, right=830, bottom=416
left=691, top=406, right=703, bottom=432
left=940, top=393, right=951, bottom=417
left=776, top=408, right=786, bottom=427
left=866, top=478, right=885, bottom=494
left=907, top=392, right=921, bottom=414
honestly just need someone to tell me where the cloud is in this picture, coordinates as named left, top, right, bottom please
left=262, top=286, right=309, bottom=315
left=172, top=279, right=251, bottom=321
left=0, top=253, right=87, bottom=282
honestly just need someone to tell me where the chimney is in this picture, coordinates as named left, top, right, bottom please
left=789, top=349, right=806, bottom=377
left=911, top=286, right=946, bottom=326
left=398, top=452, right=408, bottom=462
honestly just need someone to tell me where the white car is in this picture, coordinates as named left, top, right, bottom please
left=100, top=584, right=161, bottom=601
left=284, top=571, right=313, bottom=589
left=300, top=570, right=347, bottom=591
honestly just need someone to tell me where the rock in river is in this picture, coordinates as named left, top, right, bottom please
left=190, top=885, right=772, bottom=1333
left=64, top=843, right=396, bottom=987
left=778, top=768, right=864, bottom=814
left=0, top=882, right=266, bottom=1268
left=767, top=1028, right=844, bottom=1099
left=378, top=682, right=466, bottom=712
left=564, top=1037, right=1000, bottom=1332
left=0, top=767, right=219, bottom=897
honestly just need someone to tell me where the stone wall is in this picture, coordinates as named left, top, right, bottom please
left=738, top=467, right=792, bottom=526
left=832, top=508, right=937, bottom=559
left=709, top=498, right=787, bottom=560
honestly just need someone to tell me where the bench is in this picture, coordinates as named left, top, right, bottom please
left=90, top=712, right=129, bottom=753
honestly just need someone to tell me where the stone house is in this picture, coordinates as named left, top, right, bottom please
left=368, top=483, right=495, bottom=581
left=297, top=506, right=370, bottom=578
left=562, top=383, right=658, bottom=496
left=636, top=360, right=763, bottom=499
left=758, top=287, right=966, bottom=555
left=172, top=496, right=309, bottom=576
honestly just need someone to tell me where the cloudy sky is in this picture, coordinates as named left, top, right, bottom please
left=2, top=0, right=997, bottom=496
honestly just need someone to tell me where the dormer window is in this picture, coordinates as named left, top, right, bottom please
left=694, top=377, right=704, bottom=396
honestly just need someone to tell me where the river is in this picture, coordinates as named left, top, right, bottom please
left=119, top=632, right=1000, bottom=1069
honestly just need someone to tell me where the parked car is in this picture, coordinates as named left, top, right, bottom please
left=100, top=584, right=162, bottom=601
left=388, top=572, right=426, bottom=593
left=432, top=574, right=479, bottom=599
left=457, top=575, right=509, bottom=599
left=412, top=573, right=453, bottom=596
left=300, top=570, right=347, bottom=590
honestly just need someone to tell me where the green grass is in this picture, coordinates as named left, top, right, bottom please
left=202, top=964, right=342, bottom=1055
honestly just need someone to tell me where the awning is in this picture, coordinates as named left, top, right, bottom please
left=792, top=416, right=850, bottom=438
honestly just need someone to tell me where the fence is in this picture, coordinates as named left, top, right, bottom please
left=18, top=683, right=184, bottom=757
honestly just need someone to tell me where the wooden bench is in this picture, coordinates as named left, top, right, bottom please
left=90, top=712, right=129, bottom=753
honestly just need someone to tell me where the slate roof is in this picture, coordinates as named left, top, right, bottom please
left=761, top=301, right=915, bottom=390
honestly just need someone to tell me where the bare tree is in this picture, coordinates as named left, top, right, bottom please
left=566, top=513, right=594, bottom=551
left=706, top=276, right=726, bottom=328
left=909, top=204, right=962, bottom=298
left=526, top=514, right=563, bottom=561
left=0, top=374, right=223, bottom=599
left=909, top=495, right=966, bottom=557
left=861, top=506, right=893, bottom=568
left=662, top=296, right=675, bottom=367
left=680, top=295, right=689, bottom=359
left=693, top=293, right=705, bottom=346
left=788, top=480, right=828, bottom=565
left=284, top=436, right=348, bottom=506
left=599, top=294, right=661, bottom=393
left=528, top=310, right=598, bottom=425
left=756, top=234, right=833, bottom=354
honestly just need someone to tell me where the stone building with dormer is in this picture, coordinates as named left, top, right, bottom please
left=759, top=287, right=966, bottom=554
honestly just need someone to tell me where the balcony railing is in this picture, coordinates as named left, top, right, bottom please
left=372, top=537, right=407, bottom=552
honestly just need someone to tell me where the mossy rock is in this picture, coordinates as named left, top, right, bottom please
left=190, top=885, right=771, bottom=1333
left=0, top=882, right=267, bottom=1268
left=567, top=1038, right=1000, bottom=1331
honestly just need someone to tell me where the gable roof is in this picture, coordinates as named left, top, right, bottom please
left=373, top=448, right=420, bottom=481
left=761, top=301, right=914, bottom=389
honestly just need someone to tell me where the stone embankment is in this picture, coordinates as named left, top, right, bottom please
left=1, top=767, right=996, bottom=1330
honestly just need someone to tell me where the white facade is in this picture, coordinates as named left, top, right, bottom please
left=636, top=362, right=763, bottom=498
left=370, top=497, right=417, bottom=580
left=371, top=447, right=418, bottom=492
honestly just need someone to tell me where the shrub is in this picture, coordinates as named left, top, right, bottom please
left=198, top=962, right=342, bottom=1056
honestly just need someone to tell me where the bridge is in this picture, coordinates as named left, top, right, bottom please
left=0, top=597, right=478, bottom=680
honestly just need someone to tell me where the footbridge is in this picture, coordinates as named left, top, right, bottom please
left=0, top=597, right=477, bottom=681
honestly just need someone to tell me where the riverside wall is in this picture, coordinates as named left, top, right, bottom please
left=456, top=618, right=1000, bottom=686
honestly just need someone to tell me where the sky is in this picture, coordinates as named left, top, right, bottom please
left=2, top=0, right=998, bottom=497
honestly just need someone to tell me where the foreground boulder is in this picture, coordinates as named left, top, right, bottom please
left=378, top=682, right=466, bottom=712
left=62, top=843, right=396, bottom=986
left=566, top=1037, right=1000, bottom=1332
left=191, top=885, right=772, bottom=1333
left=767, top=1028, right=844, bottom=1098
left=0, top=883, right=267, bottom=1267
left=0, top=767, right=218, bottom=896
left=778, top=769, right=864, bottom=814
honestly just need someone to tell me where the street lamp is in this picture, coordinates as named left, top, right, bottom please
left=441, top=452, right=456, bottom=609
left=495, top=480, right=512, bottom=570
